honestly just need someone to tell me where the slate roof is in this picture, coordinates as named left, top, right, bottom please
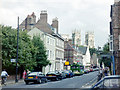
left=78, top=46, right=87, bottom=55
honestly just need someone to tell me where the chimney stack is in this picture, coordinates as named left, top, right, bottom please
left=40, top=10, right=47, bottom=23
left=52, top=17, right=58, bottom=33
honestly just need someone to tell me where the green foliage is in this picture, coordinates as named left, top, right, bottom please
left=32, top=36, right=49, bottom=71
left=103, top=43, right=109, bottom=54
left=1, top=25, right=36, bottom=74
left=1, top=25, right=51, bottom=73
left=98, top=42, right=111, bottom=69
left=89, top=48, right=97, bottom=56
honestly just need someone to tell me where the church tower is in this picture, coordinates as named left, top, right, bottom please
left=72, top=30, right=81, bottom=47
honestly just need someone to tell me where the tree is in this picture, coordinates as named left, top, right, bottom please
left=32, top=35, right=49, bottom=71
left=98, top=42, right=112, bottom=74
left=103, top=43, right=109, bottom=54
left=1, top=25, right=37, bottom=74
left=89, top=48, right=97, bottom=56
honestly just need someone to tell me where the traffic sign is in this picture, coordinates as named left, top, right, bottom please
left=11, top=59, right=16, bottom=62
left=65, top=61, right=69, bottom=65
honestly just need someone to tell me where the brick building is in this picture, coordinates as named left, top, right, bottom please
left=110, top=0, right=120, bottom=75
left=19, top=12, right=36, bottom=31
left=64, top=40, right=77, bottom=65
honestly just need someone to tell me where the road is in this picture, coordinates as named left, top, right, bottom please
left=2, top=71, right=98, bottom=89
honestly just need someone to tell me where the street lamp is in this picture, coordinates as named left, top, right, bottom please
left=15, top=17, right=19, bottom=83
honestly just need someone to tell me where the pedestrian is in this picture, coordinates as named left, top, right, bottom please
left=97, top=68, right=103, bottom=81
left=99, top=68, right=103, bottom=78
left=104, top=67, right=108, bottom=76
left=27, top=69, right=30, bottom=75
left=23, top=70, right=27, bottom=79
left=1, top=69, right=9, bottom=85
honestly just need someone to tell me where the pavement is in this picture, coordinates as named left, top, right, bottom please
left=0, top=79, right=24, bottom=87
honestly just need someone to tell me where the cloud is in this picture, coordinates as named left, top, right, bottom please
left=0, top=0, right=114, bottom=47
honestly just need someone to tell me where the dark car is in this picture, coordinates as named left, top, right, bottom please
left=64, top=70, right=74, bottom=78
left=92, top=75, right=120, bottom=89
left=24, top=72, right=47, bottom=84
left=46, top=71, right=62, bottom=81
left=58, top=70, right=66, bottom=79
left=84, top=68, right=89, bottom=74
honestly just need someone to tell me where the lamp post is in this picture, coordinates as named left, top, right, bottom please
left=15, top=17, right=19, bottom=83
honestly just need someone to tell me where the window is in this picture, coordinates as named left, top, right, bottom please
left=47, top=50, right=49, bottom=58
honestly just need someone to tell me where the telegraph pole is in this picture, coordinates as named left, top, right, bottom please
left=0, top=26, right=2, bottom=75
left=15, top=17, right=19, bottom=83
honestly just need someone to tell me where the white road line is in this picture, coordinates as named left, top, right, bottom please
left=81, top=76, right=97, bottom=88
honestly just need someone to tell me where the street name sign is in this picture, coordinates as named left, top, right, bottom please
left=11, top=59, right=16, bottom=62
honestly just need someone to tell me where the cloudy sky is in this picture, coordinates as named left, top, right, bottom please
left=0, top=0, right=114, bottom=48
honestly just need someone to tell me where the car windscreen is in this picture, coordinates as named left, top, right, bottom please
left=29, top=72, right=39, bottom=75
left=64, top=71, right=69, bottom=73
left=47, top=72, right=56, bottom=74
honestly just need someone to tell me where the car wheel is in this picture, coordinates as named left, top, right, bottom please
left=45, top=79, right=48, bottom=83
left=60, top=76, right=62, bottom=80
left=56, top=77, right=59, bottom=81
left=25, top=82, right=29, bottom=85
left=39, top=79, right=42, bottom=84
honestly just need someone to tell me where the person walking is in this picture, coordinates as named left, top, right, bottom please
left=104, top=67, right=108, bottom=76
left=98, top=68, right=103, bottom=81
left=99, top=68, right=103, bottom=78
left=1, top=69, right=9, bottom=85
left=27, top=69, right=30, bottom=75
left=22, top=70, right=27, bottom=79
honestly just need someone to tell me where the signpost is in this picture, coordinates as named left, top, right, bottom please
left=11, top=59, right=16, bottom=62
left=65, top=61, right=69, bottom=70
left=65, top=61, right=69, bottom=66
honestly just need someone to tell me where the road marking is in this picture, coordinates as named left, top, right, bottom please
left=81, top=76, right=98, bottom=88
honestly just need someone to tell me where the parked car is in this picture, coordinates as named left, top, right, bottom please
left=64, top=70, right=74, bottom=78
left=46, top=71, right=62, bottom=81
left=92, top=75, right=120, bottom=89
left=84, top=68, right=89, bottom=74
left=90, top=68, right=93, bottom=72
left=24, top=72, right=47, bottom=85
left=58, top=70, right=66, bottom=79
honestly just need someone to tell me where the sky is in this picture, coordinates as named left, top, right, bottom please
left=0, top=0, right=114, bottom=48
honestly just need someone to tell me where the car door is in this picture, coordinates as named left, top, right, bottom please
left=39, top=72, right=46, bottom=81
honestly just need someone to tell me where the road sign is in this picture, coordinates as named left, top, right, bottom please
left=11, top=59, right=16, bottom=62
left=65, top=61, right=69, bottom=65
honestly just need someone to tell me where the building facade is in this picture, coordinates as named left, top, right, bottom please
left=78, top=46, right=91, bottom=66
left=52, top=34, right=65, bottom=71
left=27, top=27, right=56, bottom=74
left=21, top=10, right=64, bottom=72
left=110, top=0, right=120, bottom=75
left=85, top=32, right=94, bottom=48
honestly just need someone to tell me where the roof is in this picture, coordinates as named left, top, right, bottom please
left=35, top=20, right=54, bottom=34
left=52, top=33, right=64, bottom=41
left=78, top=46, right=87, bottom=55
